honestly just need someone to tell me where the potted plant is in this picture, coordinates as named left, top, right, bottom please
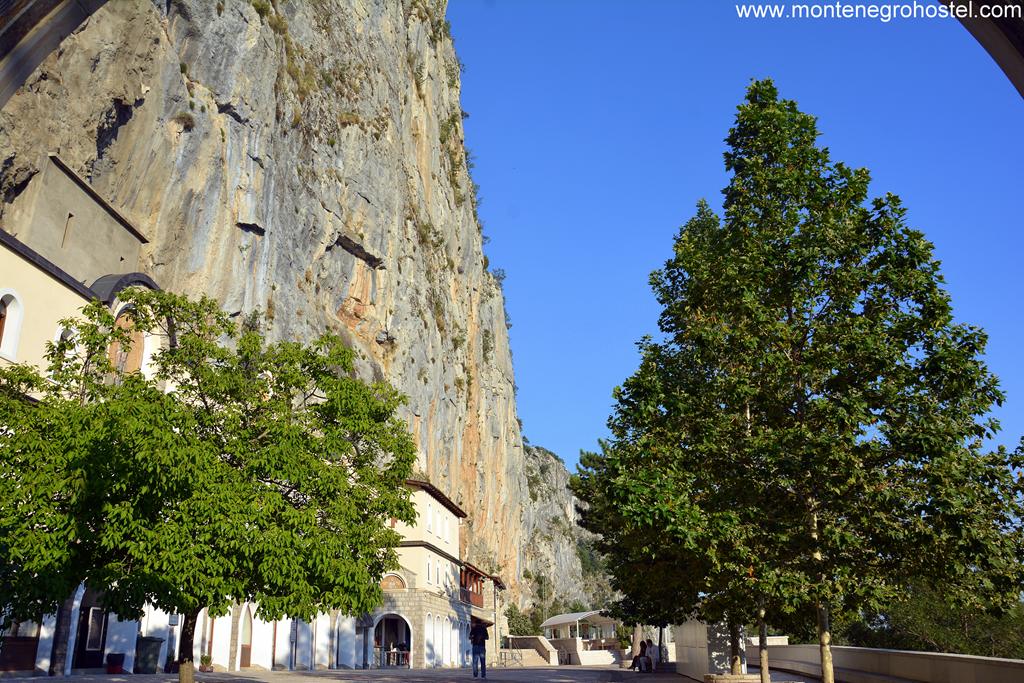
left=199, top=654, right=214, bottom=672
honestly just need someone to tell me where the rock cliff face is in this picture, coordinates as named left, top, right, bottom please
left=520, top=444, right=612, bottom=610
left=0, top=0, right=558, bottom=599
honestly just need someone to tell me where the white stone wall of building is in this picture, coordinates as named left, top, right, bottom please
left=273, top=618, right=292, bottom=669
left=104, top=613, right=139, bottom=672
left=337, top=616, right=356, bottom=668
left=139, top=605, right=172, bottom=670
left=249, top=613, right=275, bottom=670
left=313, top=613, right=331, bottom=669
left=33, top=614, right=57, bottom=674
left=293, top=619, right=312, bottom=670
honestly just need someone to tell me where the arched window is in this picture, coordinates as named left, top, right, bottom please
left=435, top=616, right=442, bottom=667
left=427, top=557, right=432, bottom=585
left=425, top=613, right=432, bottom=665
left=0, top=292, right=23, bottom=360
left=107, top=312, right=145, bottom=374
left=380, top=573, right=406, bottom=590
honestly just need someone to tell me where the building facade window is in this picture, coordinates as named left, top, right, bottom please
left=107, top=312, right=145, bottom=374
left=0, top=291, right=23, bottom=360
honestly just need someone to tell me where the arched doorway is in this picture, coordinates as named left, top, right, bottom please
left=372, top=613, right=411, bottom=668
left=239, top=607, right=253, bottom=668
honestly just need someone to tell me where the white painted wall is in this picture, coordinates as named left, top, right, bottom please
left=337, top=616, right=355, bottom=668
left=104, top=613, right=139, bottom=672
left=210, top=612, right=232, bottom=670
left=294, top=619, right=312, bottom=670
left=32, top=614, right=57, bottom=674
left=673, top=620, right=745, bottom=679
left=273, top=618, right=292, bottom=669
left=249, top=614, right=275, bottom=670
left=313, top=613, right=331, bottom=669
left=139, top=605, right=171, bottom=671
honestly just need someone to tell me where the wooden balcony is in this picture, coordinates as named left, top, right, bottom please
left=460, top=587, right=484, bottom=607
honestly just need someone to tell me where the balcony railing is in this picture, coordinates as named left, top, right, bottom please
left=460, top=587, right=484, bottom=607
left=372, top=647, right=409, bottom=668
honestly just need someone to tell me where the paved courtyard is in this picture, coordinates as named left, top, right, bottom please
left=0, top=665, right=818, bottom=683
left=0, top=667, right=655, bottom=683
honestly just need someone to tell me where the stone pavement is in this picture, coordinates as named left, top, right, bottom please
left=0, top=666, right=664, bottom=683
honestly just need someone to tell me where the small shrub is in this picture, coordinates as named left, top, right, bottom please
left=413, top=63, right=425, bottom=94
left=216, top=1, right=224, bottom=15
left=251, top=0, right=271, bottom=19
left=439, top=112, right=459, bottom=146
left=172, top=111, right=195, bottom=131
left=268, top=11, right=288, bottom=34
left=327, top=137, right=336, bottom=147
left=179, top=62, right=188, bottom=75
left=338, top=111, right=360, bottom=126
left=482, top=329, right=494, bottom=363
left=428, top=288, right=446, bottom=334
left=416, top=221, right=443, bottom=250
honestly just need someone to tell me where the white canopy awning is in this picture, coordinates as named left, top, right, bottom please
left=539, top=610, right=617, bottom=630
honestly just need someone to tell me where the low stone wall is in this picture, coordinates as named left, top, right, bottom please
left=506, top=636, right=558, bottom=665
left=751, top=643, right=1024, bottom=683
left=549, top=637, right=581, bottom=664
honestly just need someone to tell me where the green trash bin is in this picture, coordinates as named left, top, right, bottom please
left=134, top=636, right=165, bottom=674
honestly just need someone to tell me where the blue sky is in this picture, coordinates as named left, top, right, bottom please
left=446, top=1, right=1024, bottom=470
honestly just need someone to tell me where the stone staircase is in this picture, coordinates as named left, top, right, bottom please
left=497, top=648, right=551, bottom=667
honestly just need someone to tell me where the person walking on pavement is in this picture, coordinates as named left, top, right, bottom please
left=470, top=620, right=489, bottom=679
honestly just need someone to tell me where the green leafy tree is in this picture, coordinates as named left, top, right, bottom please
left=505, top=603, right=536, bottom=636
left=576, top=79, right=1024, bottom=683
left=574, top=441, right=769, bottom=674
left=0, top=290, right=416, bottom=682
left=838, top=587, right=1024, bottom=660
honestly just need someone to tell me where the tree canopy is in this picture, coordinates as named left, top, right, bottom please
left=0, top=289, right=417, bottom=677
left=574, top=79, right=1024, bottom=683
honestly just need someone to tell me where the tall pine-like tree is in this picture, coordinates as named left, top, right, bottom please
left=576, top=80, right=1024, bottom=683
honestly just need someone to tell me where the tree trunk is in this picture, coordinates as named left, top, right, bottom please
left=227, top=603, right=241, bottom=672
left=817, top=603, right=834, bottom=683
left=758, top=607, right=770, bottom=683
left=729, top=620, right=742, bottom=675
left=178, top=609, right=200, bottom=683
left=48, top=594, right=76, bottom=676
left=631, top=625, right=644, bottom=658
